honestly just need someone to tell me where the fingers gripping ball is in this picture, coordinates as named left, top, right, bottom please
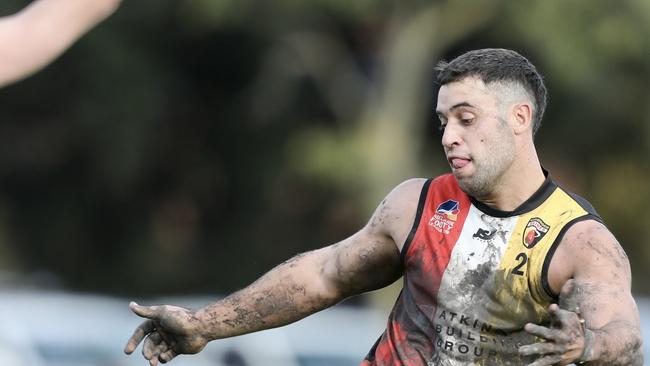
left=518, top=280, right=593, bottom=365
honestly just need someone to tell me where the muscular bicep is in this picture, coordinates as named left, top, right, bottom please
left=319, top=178, right=426, bottom=297
left=556, top=221, right=639, bottom=329
left=321, top=227, right=403, bottom=298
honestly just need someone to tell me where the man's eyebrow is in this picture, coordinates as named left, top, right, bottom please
left=436, top=102, right=476, bottom=116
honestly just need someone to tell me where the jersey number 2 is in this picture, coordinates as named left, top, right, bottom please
left=511, top=253, right=528, bottom=276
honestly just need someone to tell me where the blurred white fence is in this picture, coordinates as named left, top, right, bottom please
left=0, top=289, right=648, bottom=366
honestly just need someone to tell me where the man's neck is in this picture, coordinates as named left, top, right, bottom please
left=476, top=163, right=546, bottom=212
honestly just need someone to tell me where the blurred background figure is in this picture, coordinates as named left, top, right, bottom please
left=0, top=0, right=122, bottom=88
left=0, top=0, right=648, bottom=365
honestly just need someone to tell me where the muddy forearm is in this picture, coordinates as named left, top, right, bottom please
left=194, top=251, right=339, bottom=340
left=191, top=221, right=402, bottom=341
left=587, top=321, right=643, bottom=365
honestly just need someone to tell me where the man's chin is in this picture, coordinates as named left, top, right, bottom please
left=454, top=174, right=470, bottom=189
left=451, top=168, right=472, bottom=181
left=455, top=175, right=484, bottom=197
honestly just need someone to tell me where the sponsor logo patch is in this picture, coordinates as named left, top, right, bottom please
left=429, top=199, right=460, bottom=234
left=473, top=228, right=497, bottom=241
left=522, top=217, right=550, bottom=248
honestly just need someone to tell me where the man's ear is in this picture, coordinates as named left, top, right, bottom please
left=512, top=102, right=533, bottom=135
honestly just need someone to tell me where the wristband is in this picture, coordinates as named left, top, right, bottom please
left=577, top=328, right=594, bottom=364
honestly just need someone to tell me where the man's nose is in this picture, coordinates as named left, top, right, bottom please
left=441, top=122, right=461, bottom=149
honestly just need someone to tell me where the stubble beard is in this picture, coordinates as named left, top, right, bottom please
left=457, top=160, right=509, bottom=199
left=456, top=124, right=516, bottom=200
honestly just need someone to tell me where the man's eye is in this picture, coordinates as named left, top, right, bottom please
left=460, top=118, right=473, bottom=125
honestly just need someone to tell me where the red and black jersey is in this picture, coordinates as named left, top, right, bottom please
left=361, top=173, right=600, bottom=365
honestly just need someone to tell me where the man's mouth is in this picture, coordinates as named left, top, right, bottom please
left=449, top=157, right=471, bottom=169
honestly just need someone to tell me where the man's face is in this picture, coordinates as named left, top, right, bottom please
left=436, top=76, right=516, bottom=198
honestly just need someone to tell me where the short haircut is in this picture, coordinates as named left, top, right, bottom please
left=434, top=48, right=548, bottom=135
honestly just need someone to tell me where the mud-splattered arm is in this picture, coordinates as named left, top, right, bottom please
left=192, top=221, right=406, bottom=341
left=520, top=220, right=643, bottom=365
left=124, top=178, right=426, bottom=365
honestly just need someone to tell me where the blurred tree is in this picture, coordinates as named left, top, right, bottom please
left=0, top=0, right=648, bottom=296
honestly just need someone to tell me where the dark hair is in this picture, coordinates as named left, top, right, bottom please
left=435, top=48, right=547, bottom=135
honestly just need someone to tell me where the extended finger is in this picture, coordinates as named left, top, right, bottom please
left=124, top=319, right=156, bottom=354
left=519, top=341, right=565, bottom=356
left=130, top=301, right=164, bottom=320
left=526, top=353, right=563, bottom=366
left=524, top=323, right=558, bottom=341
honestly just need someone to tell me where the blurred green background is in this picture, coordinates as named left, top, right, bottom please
left=0, top=0, right=648, bottom=299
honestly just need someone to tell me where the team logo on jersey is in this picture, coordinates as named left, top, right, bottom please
left=522, top=217, right=550, bottom=248
left=473, top=228, right=497, bottom=241
left=429, top=199, right=460, bottom=234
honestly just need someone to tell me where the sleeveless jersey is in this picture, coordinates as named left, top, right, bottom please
left=361, top=172, right=601, bottom=366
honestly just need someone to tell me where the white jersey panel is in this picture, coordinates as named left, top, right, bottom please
left=429, top=204, right=519, bottom=364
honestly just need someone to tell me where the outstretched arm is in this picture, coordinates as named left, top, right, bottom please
left=124, top=178, right=426, bottom=365
left=0, top=0, right=121, bottom=88
left=519, top=220, right=643, bottom=365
